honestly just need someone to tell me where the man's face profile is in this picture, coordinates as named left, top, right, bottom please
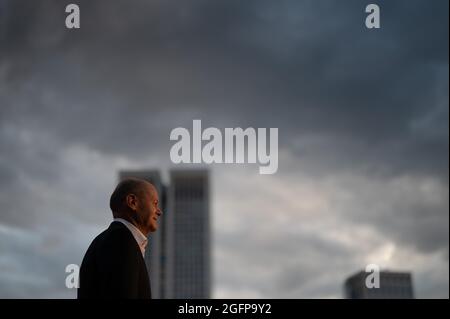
left=123, top=181, right=162, bottom=234
left=139, top=184, right=161, bottom=233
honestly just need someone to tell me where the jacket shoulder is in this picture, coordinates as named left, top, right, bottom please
left=93, top=222, right=137, bottom=251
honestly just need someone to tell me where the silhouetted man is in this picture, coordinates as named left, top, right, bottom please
left=78, top=178, right=162, bottom=299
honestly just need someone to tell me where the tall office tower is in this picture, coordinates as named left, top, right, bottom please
left=344, top=270, right=414, bottom=299
left=0, top=0, right=8, bottom=43
left=119, top=170, right=167, bottom=299
left=166, top=169, right=211, bottom=299
left=118, top=169, right=211, bottom=299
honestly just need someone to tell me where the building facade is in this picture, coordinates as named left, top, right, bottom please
left=344, top=270, right=414, bottom=299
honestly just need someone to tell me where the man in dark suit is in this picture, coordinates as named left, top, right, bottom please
left=78, top=178, right=162, bottom=299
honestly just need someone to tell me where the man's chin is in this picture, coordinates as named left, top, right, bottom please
left=149, top=223, right=158, bottom=233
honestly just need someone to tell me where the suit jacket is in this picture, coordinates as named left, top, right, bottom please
left=77, top=221, right=151, bottom=299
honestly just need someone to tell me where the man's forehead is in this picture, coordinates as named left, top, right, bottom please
left=145, top=183, right=158, bottom=198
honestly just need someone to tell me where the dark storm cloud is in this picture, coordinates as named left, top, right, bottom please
left=2, top=0, right=447, bottom=178
left=0, top=0, right=448, bottom=298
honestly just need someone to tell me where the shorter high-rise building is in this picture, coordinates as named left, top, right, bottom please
left=344, top=270, right=414, bottom=299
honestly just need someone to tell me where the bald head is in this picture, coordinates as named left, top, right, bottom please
left=110, top=178, right=155, bottom=215
left=109, top=178, right=161, bottom=235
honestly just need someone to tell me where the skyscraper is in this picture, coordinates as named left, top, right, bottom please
left=167, top=169, right=211, bottom=299
left=118, top=169, right=211, bottom=299
left=344, top=270, right=414, bottom=299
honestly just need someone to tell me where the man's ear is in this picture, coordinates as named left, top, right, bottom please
left=126, top=194, right=138, bottom=211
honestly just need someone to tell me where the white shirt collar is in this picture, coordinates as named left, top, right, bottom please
left=113, top=218, right=148, bottom=257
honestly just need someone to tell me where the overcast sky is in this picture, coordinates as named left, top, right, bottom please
left=0, top=0, right=448, bottom=298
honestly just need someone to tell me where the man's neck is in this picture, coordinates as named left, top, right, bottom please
left=114, top=215, right=148, bottom=236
